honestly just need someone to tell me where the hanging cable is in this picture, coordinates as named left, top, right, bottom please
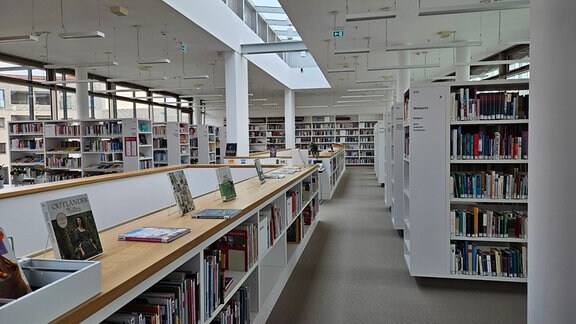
left=60, top=0, right=66, bottom=33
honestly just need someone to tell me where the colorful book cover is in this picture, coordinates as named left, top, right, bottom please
left=41, top=194, right=103, bottom=260
left=215, top=166, right=236, bottom=201
left=118, top=227, right=190, bottom=243
left=254, top=159, right=266, bottom=184
left=193, top=209, right=242, bottom=219
left=168, top=170, right=195, bottom=216
left=0, top=227, right=31, bottom=300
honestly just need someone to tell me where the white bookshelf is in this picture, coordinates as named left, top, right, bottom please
left=404, top=80, right=529, bottom=282
left=193, top=124, right=218, bottom=164
left=249, top=117, right=268, bottom=153
left=374, top=121, right=386, bottom=185
left=216, top=126, right=226, bottom=164
left=7, top=121, right=46, bottom=184
left=43, top=120, right=83, bottom=181
left=167, top=122, right=190, bottom=165
left=82, top=119, right=124, bottom=174
left=391, top=103, right=404, bottom=231
left=122, top=118, right=153, bottom=171
left=189, top=125, right=199, bottom=164
left=384, top=109, right=393, bottom=206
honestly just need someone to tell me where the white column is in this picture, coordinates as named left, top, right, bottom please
left=225, top=51, right=249, bottom=156
left=284, top=89, right=295, bottom=148
left=396, top=51, right=410, bottom=100
left=529, top=1, right=576, bottom=322
left=75, top=67, right=90, bottom=120
left=455, top=47, right=470, bottom=82
left=193, top=97, right=203, bottom=125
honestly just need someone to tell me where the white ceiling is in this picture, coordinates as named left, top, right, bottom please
left=280, top=0, right=530, bottom=93
left=0, top=0, right=530, bottom=107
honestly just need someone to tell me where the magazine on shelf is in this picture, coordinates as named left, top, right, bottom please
left=167, top=170, right=195, bottom=216
left=0, top=227, right=31, bottom=300
left=193, top=209, right=242, bottom=219
left=254, top=159, right=266, bottom=184
left=40, top=194, right=104, bottom=260
left=215, top=166, right=237, bottom=201
left=118, top=227, right=191, bottom=243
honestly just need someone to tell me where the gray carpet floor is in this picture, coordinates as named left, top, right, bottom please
left=267, top=167, right=527, bottom=324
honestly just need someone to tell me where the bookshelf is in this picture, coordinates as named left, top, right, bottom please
left=249, top=117, right=268, bottom=153
left=82, top=119, right=124, bottom=175
left=43, top=120, right=83, bottom=182
left=8, top=121, right=45, bottom=184
left=152, top=123, right=168, bottom=167
left=167, top=122, right=190, bottom=165
left=404, top=80, right=529, bottom=282
left=122, top=119, right=153, bottom=171
left=374, top=121, right=386, bottom=185
left=390, top=103, right=405, bottom=231
left=384, top=108, right=393, bottom=206
left=193, top=124, right=218, bottom=164
left=216, top=126, right=227, bottom=164
left=266, top=117, right=286, bottom=151
left=0, top=164, right=321, bottom=323
left=189, top=125, right=199, bottom=164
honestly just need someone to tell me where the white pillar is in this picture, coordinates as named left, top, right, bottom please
left=455, top=47, right=471, bottom=82
left=284, top=89, right=295, bottom=148
left=193, top=97, right=203, bottom=125
left=529, top=1, right=576, bottom=322
left=225, top=51, right=249, bottom=156
left=396, top=51, right=410, bottom=100
left=75, top=68, right=90, bottom=120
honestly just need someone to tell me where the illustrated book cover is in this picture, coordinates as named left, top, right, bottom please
left=0, top=227, right=31, bottom=300
left=254, top=159, right=266, bottom=184
left=118, top=227, right=191, bottom=243
left=167, top=170, right=195, bottom=216
left=193, top=209, right=242, bottom=219
left=40, top=193, right=103, bottom=260
left=215, top=166, right=236, bottom=201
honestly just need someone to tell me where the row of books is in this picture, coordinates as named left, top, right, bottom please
left=99, top=154, right=122, bottom=162
left=260, top=203, right=284, bottom=249
left=85, top=122, right=122, bottom=136
left=450, top=171, right=528, bottom=200
left=345, top=157, right=375, bottom=164
left=287, top=216, right=303, bottom=244
left=153, top=138, right=168, bottom=149
left=267, top=131, right=285, bottom=137
left=450, top=242, right=527, bottom=278
left=204, top=249, right=225, bottom=319
left=450, top=127, right=528, bottom=160
left=190, top=138, right=198, bottom=147
left=153, top=126, right=167, bottom=136
left=450, top=89, right=529, bottom=121
left=46, top=172, right=82, bottom=182
left=450, top=208, right=527, bottom=238
left=84, top=139, right=123, bottom=152
left=45, top=124, right=81, bottom=136
left=286, top=189, right=302, bottom=221
left=85, top=162, right=123, bottom=171
left=213, top=287, right=251, bottom=324
left=334, top=136, right=359, bottom=143
left=10, top=139, right=44, bottom=150
left=9, top=122, right=43, bottom=134
left=312, top=124, right=334, bottom=129
left=11, top=155, right=44, bottom=164
left=103, top=270, right=200, bottom=324
left=154, top=151, right=168, bottom=163
left=267, top=124, right=284, bottom=130
left=45, top=156, right=81, bottom=169
left=215, top=223, right=258, bottom=272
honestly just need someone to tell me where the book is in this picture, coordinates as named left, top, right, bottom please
left=215, top=166, right=237, bottom=201
left=0, top=227, right=31, bottom=300
left=193, top=209, right=242, bottom=219
left=118, top=227, right=190, bottom=243
left=225, top=143, right=237, bottom=156
left=41, top=194, right=104, bottom=260
left=254, top=159, right=266, bottom=184
left=167, top=170, right=195, bottom=216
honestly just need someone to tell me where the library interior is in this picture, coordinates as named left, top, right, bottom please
left=0, top=0, right=572, bottom=323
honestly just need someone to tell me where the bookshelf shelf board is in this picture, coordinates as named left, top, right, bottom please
left=450, top=236, right=527, bottom=243
left=11, top=149, right=44, bottom=152
left=450, top=198, right=528, bottom=204
left=450, top=159, right=528, bottom=164
left=447, top=274, right=527, bottom=283
left=11, top=162, right=44, bottom=166
left=45, top=151, right=81, bottom=155
left=138, top=131, right=152, bottom=135
left=153, top=148, right=168, bottom=151
left=44, top=136, right=81, bottom=139
left=223, top=263, right=258, bottom=303
left=139, top=157, right=153, bottom=161
left=84, top=151, right=122, bottom=154
left=139, top=144, right=153, bottom=148
left=404, top=157, right=410, bottom=163
left=83, top=135, right=122, bottom=138
left=450, top=119, right=529, bottom=126
left=46, top=168, right=82, bottom=172
left=9, top=133, right=44, bottom=136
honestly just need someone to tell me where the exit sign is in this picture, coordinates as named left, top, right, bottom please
left=333, top=30, right=344, bottom=38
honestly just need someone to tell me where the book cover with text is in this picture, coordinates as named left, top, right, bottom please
left=216, top=166, right=237, bottom=201
left=168, top=170, right=195, bottom=216
left=41, top=194, right=103, bottom=260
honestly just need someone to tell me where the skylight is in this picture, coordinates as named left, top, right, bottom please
left=250, top=0, right=302, bottom=41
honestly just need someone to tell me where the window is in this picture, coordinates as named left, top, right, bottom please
left=0, top=143, right=6, bottom=154
left=10, top=91, right=28, bottom=105
left=0, top=89, right=5, bottom=108
left=35, top=91, right=51, bottom=105
left=59, top=93, right=72, bottom=109
left=0, top=117, right=4, bottom=128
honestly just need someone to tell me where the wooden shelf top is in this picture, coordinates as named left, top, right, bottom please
left=47, top=164, right=318, bottom=323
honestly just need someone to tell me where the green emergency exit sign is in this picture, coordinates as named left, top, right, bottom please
left=333, top=30, right=344, bottom=38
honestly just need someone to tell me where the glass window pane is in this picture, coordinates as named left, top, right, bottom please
left=4, top=83, right=31, bottom=119
left=154, top=105, right=166, bottom=123
left=116, top=99, right=134, bottom=118
left=0, top=143, right=6, bottom=154
left=167, top=107, right=178, bottom=121
left=34, top=88, right=52, bottom=120
left=0, top=89, right=5, bottom=108
left=93, top=96, right=111, bottom=119
left=0, top=117, right=4, bottom=128
left=11, top=91, right=29, bottom=105
left=136, top=103, right=149, bottom=119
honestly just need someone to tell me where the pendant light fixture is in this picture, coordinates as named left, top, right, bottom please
left=58, top=0, right=105, bottom=39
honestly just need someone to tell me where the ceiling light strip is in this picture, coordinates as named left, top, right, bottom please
left=43, top=79, right=98, bottom=85
left=367, top=63, right=441, bottom=71
left=454, top=59, right=530, bottom=67
left=334, top=48, right=370, bottom=55
left=386, top=41, right=482, bottom=52
left=345, top=10, right=397, bottom=22
left=419, top=0, right=530, bottom=17
left=0, top=34, right=39, bottom=43
left=45, top=61, right=118, bottom=69
left=59, top=31, right=105, bottom=39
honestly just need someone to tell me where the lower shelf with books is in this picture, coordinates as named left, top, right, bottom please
left=1, top=164, right=320, bottom=323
